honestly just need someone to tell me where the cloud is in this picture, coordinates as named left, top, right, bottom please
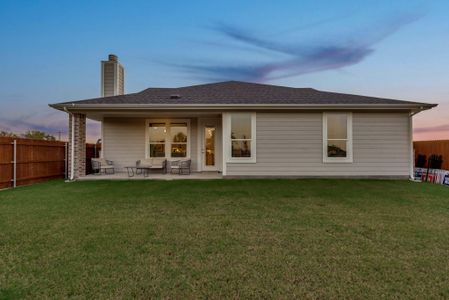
left=179, top=13, right=423, bottom=82
left=0, top=111, right=65, bottom=134
left=0, top=109, right=100, bottom=142
left=414, top=123, right=449, bottom=134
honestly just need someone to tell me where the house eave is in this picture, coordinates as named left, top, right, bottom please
left=49, top=103, right=437, bottom=112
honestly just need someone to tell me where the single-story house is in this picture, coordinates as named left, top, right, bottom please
left=50, top=80, right=436, bottom=179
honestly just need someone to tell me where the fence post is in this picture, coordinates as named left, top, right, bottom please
left=11, top=139, right=17, bottom=188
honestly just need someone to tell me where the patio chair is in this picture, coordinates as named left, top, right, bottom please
left=91, top=158, right=115, bottom=175
left=170, top=159, right=191, bottom=175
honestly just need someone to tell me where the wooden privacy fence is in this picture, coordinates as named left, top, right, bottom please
left=414, top=140, right=449, bottom=170
left=0, top=137, right=66, bottom=189
left=0, top=137, right=101, bottom=189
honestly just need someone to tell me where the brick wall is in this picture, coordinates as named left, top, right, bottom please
left=68, top=113, right=86, bottom=179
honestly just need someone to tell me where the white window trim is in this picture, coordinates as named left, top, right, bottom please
left=145, top=119, right=191, bottom=159
left=322, top=112, right=353, bottom=163
left=223, top=112, right=256, bottom=164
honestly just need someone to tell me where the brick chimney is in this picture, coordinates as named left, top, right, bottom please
left=101, top=54, right=124, bottom=97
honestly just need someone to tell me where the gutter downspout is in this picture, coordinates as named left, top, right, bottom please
left=64, top=107, right=75, bottom=181
left=409, top=111, right=418, bottom=180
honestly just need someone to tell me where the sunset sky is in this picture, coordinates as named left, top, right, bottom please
left=0, top=0, right=448, bottom=142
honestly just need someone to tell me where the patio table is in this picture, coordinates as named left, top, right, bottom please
left=137, top=166, right=152, bottom=177
left=125, top=166, right=136, bottom=177
left=125, top=166, right=152, bottom=177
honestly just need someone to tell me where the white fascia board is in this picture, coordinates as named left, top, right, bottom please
left=51, top=103, right=435, bottom=112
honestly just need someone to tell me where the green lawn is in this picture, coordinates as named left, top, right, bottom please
left=1, top=179, right=449, bottom=299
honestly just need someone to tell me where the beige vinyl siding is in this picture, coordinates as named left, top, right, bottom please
left=226, top=112, right=411, bottom=177
left=103, top=118, right=145, bottom=171
left=102, top=117, right=199, bottom=171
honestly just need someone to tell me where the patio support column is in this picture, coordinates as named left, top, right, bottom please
left=68, top=113, right=86, bottom=179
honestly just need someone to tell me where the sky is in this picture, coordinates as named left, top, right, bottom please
left=0, top=0, right=448, bottom=142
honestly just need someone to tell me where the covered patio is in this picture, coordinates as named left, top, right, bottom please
left=64, top=111, right=224, bottom=180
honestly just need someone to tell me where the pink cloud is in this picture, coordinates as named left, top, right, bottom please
left=414, top=123, right=449, bottom=134
left=0, top=110, right=100, bottom=143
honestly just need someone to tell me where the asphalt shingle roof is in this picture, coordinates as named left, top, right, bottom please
left=52, top=81, right=433, bottom=107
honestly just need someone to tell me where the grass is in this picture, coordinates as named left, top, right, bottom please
left=0, top=179, right=449, bottom=299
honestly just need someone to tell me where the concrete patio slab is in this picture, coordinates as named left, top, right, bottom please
left=78, top=171, right=222, bottom=181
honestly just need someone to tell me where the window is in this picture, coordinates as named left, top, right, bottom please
left=149, top=123, right=166, bottom=157
left=225, top=113, right=256, bottom=163
left=231, top=114, right=252, bottom=158
left=170, top=122, right=188, bottom=157
left=146, top=120, right=190, bottom=158
left=323, top=113, right=352, bottom=163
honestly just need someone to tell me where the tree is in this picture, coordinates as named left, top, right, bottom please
left=23, top=130, right=56, bottom=141
left=0, top=131, right=18, bottom=138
